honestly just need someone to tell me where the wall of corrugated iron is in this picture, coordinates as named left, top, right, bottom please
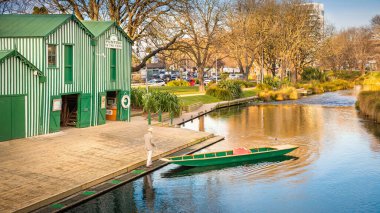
left=0, top=56, right=41, bottom=137
left=92, top=26, right=131, bottom=125
left=43, top=20, right=93, bottom=133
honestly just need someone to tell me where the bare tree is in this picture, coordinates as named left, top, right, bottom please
left=224, top=0, right=276, bottom=80
left=7, top=0, right=184, bottom=72
left=174, top=0, right=225, bottom=92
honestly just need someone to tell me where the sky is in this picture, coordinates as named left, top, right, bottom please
left=316, top=0, right=380, bottom=30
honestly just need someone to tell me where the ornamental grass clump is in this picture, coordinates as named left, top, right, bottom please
left=142, top=90, right=181, bottom=116
left=218, top=80, right=243, bottom=99
left=131, top=87, right=146, bottom=108
left=167, top=79, right=190, bottom=87
left=357, top=91, right=380, bottom=122
left=258, top=87, right=299, bottom=102
left=206, top=85, right=233, bottom=100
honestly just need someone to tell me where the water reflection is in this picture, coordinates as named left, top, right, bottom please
left=142, top=174, right=155, bottom=211
left=69, top=91, right=380, bottom=213
left=161, top=155, right=298, bottom=178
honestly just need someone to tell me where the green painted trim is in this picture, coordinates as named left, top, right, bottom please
left=51, top=203, right=65, bottom=209
left=0, top=49, right=43, bottom=75
left=44, top=15, right=95, bottom=39
left=131, top=169, right=145, bottom=174
left=62, top=43, right=75, bottom=46
left=110, top=179, right=122, bottom=184
left=59, top=92, right=81, bottom=96
left=82, top=191, right=96, bottom=196
left=91, top=43, right=96, bottom=126
left=0, top=94, right=27, bottom=97
left=47, top=66, right=59, bottom=69
left=88, top=21, right=133, bottom=44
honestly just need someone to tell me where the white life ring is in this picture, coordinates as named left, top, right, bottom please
left=121, top=95, right=130, bottom=109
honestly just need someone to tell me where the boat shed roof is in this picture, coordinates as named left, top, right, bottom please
left=82, top=21, right=133, bottom=43
left=0, top=49, right=43, bottom=75
left=0, top=14, right=94, bottom=38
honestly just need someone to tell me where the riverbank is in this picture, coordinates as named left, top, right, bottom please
left=0, top=117, right=223, bottom=213
left=357, top=91, right=380, bottom=122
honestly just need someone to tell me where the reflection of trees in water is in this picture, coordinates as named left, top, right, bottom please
left=358, top=113, right=380, bottom=152
left=197, top=104, right=324, bottom=184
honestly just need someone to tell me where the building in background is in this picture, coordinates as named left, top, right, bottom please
left=0, top=14, right=132, bottom=142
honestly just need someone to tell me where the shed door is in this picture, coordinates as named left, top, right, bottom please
left=49, top=95, right=61, bottom=133
left=117, top=90, right=130, bottom=121
left=98, top=92, right=106, bottom=125
left=0, top=96, right=25, bottom=142
left=78, top=93, right=91, bottom=128
left=11, top=96, right=26, bottom=139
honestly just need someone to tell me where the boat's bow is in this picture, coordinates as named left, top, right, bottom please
left=269, top=144, right=299, bottom=151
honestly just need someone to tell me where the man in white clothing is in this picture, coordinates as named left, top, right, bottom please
left=144, top=127, right=156, bottom=167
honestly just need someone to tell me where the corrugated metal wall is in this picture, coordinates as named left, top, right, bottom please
left=0, top=38, right=44, bottom=70
left=0, top=19, right=131, bottom=137
left=0, top=56, right=41, bottom=137
left=42, top=20, right=93, bottom=133
left=92, top=26, right=131, bottom=125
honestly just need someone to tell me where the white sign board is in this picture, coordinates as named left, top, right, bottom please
left=101, top=96, right=106, bottom=109
left=105, top=34, right=122, bottom=49
left=52, top=99, right=62, bottom=111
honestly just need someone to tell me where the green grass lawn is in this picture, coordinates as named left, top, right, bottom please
left=179, top=95, right=221, bottom=106
left=150, top=86, right=200, bottom=95
left=243, top=89, right=260, bottom=97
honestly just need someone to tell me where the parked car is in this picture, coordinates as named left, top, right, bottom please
left=204, top=79, right=212, bottom=85
left=170, top=75, right=177, bottom=80
left=148, top=79, right=165, bottom=86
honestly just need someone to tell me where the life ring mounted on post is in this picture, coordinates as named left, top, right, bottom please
left=121, top=94, right=130, bottom=109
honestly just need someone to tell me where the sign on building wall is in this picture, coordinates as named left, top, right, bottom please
left=105, top=34, right=122, bottom=49
left=52, top=99, right=62, bottom=111
left=101, top=96, right=106, bottom=109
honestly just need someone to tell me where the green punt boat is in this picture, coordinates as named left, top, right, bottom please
left=161, top=145, right=298, bottom=167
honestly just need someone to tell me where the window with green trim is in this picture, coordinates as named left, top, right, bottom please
left=64, top=45, right=73, bottom=84
left=110, top=49, right=116, bottom=81
left=48, top=45, right=57, bottom=67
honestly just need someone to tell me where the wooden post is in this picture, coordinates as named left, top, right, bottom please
left=158, top=110, right=162, bottom=122
left=148, top=111, right=151, bottom=125
left=170, top=112, right=174, bottom=125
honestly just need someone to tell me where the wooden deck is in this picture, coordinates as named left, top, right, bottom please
left=0, top=117, right=215, bottom=213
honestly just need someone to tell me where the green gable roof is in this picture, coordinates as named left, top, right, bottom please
left=0, top=49, right=43, bottom=75
left=82, top=21, right=133, bottom=43
left=0, top=14, right=94, bottom=38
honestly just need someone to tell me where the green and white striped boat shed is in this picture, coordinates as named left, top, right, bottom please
left=0, top=14, right=132, bottom=142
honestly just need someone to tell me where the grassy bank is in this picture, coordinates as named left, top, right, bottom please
left=179, top=95, right=221, bottom=106
left=357, top=91, right=380, bottom=122
left=143, top=86, right=201, bottom=95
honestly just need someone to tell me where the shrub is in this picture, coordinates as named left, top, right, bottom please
left=131, top=87, right=146, bottom=108
left=263, top=76, right=281, bottom=89
left=220, top=73, right=229, bottom=81
left=141, top=90, right=181, bottom=116
left=321, top=79, right=353, bottom=92
left=167, top=79, right=190, bottom=87
left=218, top=80, right=243, bottom=99
left=258, top=87, right=299, bottom=102
left=302, top=67, right=328, bottom=82
left=206, top=85, right=233, bottom=101
left=357, top=91, right=380, bottom=122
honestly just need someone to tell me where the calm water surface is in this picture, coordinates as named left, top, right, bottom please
left=70, top=90, right=380, bottom=213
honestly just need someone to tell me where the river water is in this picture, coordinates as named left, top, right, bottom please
left=69, top=89, right=380, bottom=213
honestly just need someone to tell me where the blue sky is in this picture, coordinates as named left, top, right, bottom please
left=316, top=0, right=380, bottom=30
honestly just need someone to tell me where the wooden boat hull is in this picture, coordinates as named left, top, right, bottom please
left=161, top=145, right=298, bottom=167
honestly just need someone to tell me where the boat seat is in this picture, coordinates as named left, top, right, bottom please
left=233, top=147, right=251, bottom=155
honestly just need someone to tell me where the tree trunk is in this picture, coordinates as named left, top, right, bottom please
left=198, top=66, right=205, bottom=92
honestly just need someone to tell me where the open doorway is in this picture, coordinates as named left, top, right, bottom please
left=61, top=94, right=78, bottom=127
left=106, top=91, right=118, bottom=121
